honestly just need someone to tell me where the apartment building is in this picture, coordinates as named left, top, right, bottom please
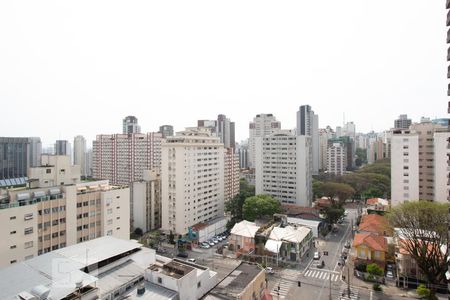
left=161, top=128, right=225, bottom=235
left=326, top=141, right=347, bottom=176
left=73, top=135, right=86, bottom=177
left=28, top=154, right=81, bottom=187
left=132, top=169, right=162, bottom=232
left=93, top=132, right=162, bottom=185
left=255, top=130, right=312, bottom=207
left=391, top=121, right=450, bottom=205
left=296, top=105, right=319, bottom=175
left=394, top=114, right=412, bottom=130
left=123, top=115, right=141, bottom=134
left=0, top=156, right=129, bottom=268
left=224, top=148, right=240, bottom=203
left=0, top=137, right=30, bottom=185
left=248, top=114, right=281, bottom=169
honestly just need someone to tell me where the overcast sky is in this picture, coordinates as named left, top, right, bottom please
left=0, top=1, right=447, bottom=148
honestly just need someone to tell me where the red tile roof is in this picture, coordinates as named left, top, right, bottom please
left=359, top=214, right=390, bottom=236
left=353, top=233, right=387, bottom=252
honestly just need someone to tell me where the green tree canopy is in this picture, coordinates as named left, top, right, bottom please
left=319, top=182, right=355, bottom=204
left=242, top=194, right=282, bottom=222
left=388, top=201, right=449, bottom=289
left=322, top=205, right=344, bottom=225
left=366, top=263, right=383, bottom=276
left=225, top=179, right=255, bottom=229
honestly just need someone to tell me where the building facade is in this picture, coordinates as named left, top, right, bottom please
left=394, top=114, right=412, bottom=130
left=132, top=169, right=162, bottom=232
left=255, top=131, right=312, bottom=207
left=296, top=105, right=319, bottom=175
left=224, top=148, right=240, bottom=203
left=73, top=135, right=86, bottom=177
left=55, top=140, right=69, bottom=156
left=0, top=137, right=30, bottom=185
left=0, top=157, right=129, bottom=268
left=123, top=115, right=141, bottom=134
left=28, top=137, right=42, bottom=167
left=93, top=132, right=162, bottom=185
left=161, top=128, right=225, bottom=235
left=391, top=122, right=450, bottom=206
left=248, top=114, right=281, bottom=169
left=159, top=125, right=174, bottom=138
left=326, top=141, right=347, bottom=176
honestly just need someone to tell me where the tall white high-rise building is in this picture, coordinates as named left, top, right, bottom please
left=296, top=105, right=319, bottom=175
left=85, top=148, right=93, bottom=177
left=391, top=121, right=450, bottom=206
left=131, top=170, right=161, bottom=232
left=73, top=135, right=86, bottom=177
left=255, top=131, right=312, bottom=207
left=161, top=128, right=224, bottom=235
left=248, top=114, right=281, bottom=169
left=319, top=127, right=334, bottom=171
left=93, top=132, right=162, bottom=185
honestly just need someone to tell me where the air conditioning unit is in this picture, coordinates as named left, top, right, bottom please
left=17, top=292, right=37, bottom=300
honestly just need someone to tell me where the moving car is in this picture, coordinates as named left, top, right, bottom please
left=313, top=251, right=320, bottom=260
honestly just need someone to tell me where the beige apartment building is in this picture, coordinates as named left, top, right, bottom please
left=161, top=128, right=225, bottom=235
left=224, top=148, right=240, bottom=203
left=0, top=155, right=129, bottom=268
left=131, top=169, right=162, bottom=232
left=391, top=121, right=450, bottom=205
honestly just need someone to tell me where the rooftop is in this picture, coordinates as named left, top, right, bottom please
left=268, top=226, right=311, bottom=243
left=353, top=233, right=387, bottom=252
left=231, top=220, right=260, bottom=238
left=122, top=281, right=178, bottom=300
left=206, top=263, right=264, bottom=299
left=149, top=260, right=195, bottom=279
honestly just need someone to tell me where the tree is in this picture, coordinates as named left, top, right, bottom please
left=133, top=227, right=143, bottom=237
left=355, top=148, right=367, bottom=167
left=320, top=182, right=355, bottom=204
left=388, top=201, right=449, bottom=293
left=242, top=194, right=281, bottom=222
left=417, top=284, right=434, bottom=300
left=366, top=263, right=383, bottom=276
left=168, top=230, right=175, bottom=244
left=226, top=179, right=255, bottom=228
left=322, top=205, right=344, bottom=224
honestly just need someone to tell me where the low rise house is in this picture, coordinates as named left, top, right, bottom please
left=229, top=220, right=260, bottom=255
left=265, top=225, right=312, bottom=262
left=358, top=214, right=391, bottom=236
left=353, top=232, right=388, bottom=265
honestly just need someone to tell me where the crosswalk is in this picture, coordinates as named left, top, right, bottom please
left=339, top=285, right=359, bottom=300
left=270, top=278, right=294, bottom=299
left=303, top=269, right=340, bottom=281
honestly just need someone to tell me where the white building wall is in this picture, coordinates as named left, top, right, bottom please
left=29, top=155, right=81, bottom=187
left=100, top=187, right=130, bottom=240
left=296, top=136, right=312, bottom=207
left=312, top=114, right=319, bottom=175
left=433, top=132, right=450, bottom=203
left=391, top=133, right=419, bottom=206
left=74, top=135, right=86, bottom=177
left=161, top=128, right=225, bottom=235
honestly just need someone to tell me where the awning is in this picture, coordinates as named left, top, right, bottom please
left=265, top=240, right=282, bottom=254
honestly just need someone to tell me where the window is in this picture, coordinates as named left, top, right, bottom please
left=158, top=277, right=162, bottom=284
left=24, top=241, right=33, bottom=249
left=46, top=169, right=51, bottom=174
left=77, top=226, right=82, bottom=231
left=25, top=255, right=34, bottom=260
left=52, top=232, right=59, bottom=238
left=107, top=219, right=113, bottom=225
left=10, top=260, right=17, bottom=264
left=83, top=201, right=88, bottom=207
left=24, top=227, right=33, bottom=235
left=106, top=230, right=113, bottom=236
left=10, top=216, right=16, bottom=220
left=197, top=282, right=201, bottom=288
left=107, top=208, right=113, bottom=215
left=60, top=230, right=66, bottom=236
left=77, top=203, right=82, bottom=208
left=10, top=245, right=16, bottom=249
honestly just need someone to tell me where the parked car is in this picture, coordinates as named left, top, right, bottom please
left=316, top=261, right=325, bottom=269
left=208, top=241, right=215, bottom=247
left=200, top=242, right=210, bottom=249
left=177, top=252, right=188, bottom=258
left=265, top=267, right=274, bottom=274
left=344, top=241, right=351, bottom=249
left=313, top=251, right=320, bottom=260
left=344, top=210, right=348, bottom=216
left=212, top=239, right=219, bottom=244
left=386, top=270, right=394, bottom=279
left=337, top=218, right=344, bottom=224
left=187, top=258, right=196, bottom=263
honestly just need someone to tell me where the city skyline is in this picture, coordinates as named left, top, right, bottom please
left=0, top=1, right=447, bottom=145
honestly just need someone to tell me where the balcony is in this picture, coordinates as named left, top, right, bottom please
left=447, top=0, right=450, bottom=9
left=448, top=10, right=450, bottom=26
left=447, top=28, right=450, bottom=43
